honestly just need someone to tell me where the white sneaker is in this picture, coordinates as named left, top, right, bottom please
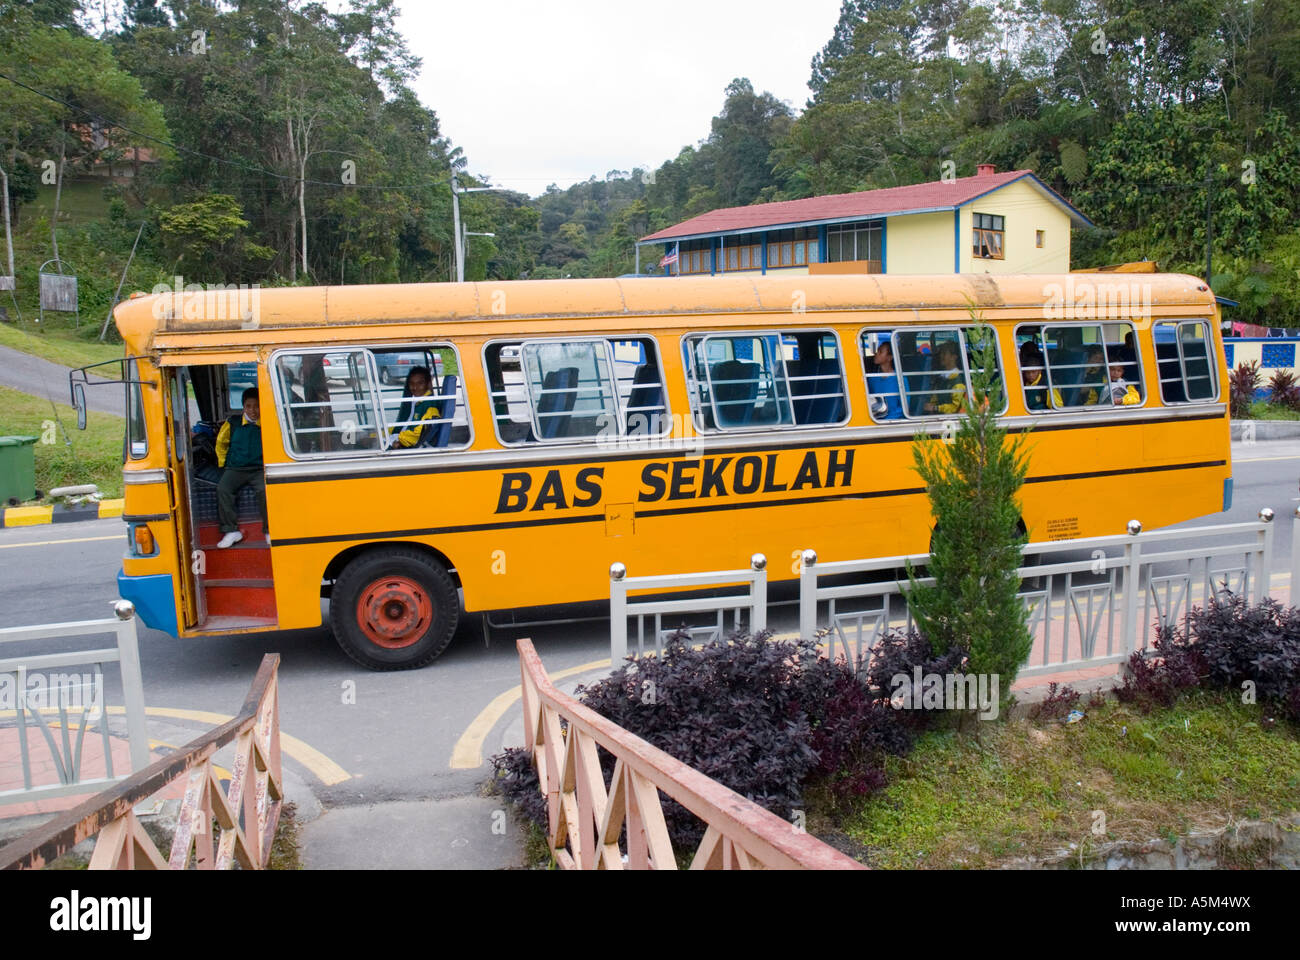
left=217, top=531, right=244, bottom=549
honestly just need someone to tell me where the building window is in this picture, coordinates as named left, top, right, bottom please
left=973, top=213, right=1004, bottom=259
left=826, top=222, right=882, bottom=269
left=1035, top=229, right=1045, bottom=249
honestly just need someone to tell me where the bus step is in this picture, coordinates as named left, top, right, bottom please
left=200, top=546, right=272, bottom=581
left=204, top=580, right=277, bottom=619
left=196, top=520, right=269, bottom=550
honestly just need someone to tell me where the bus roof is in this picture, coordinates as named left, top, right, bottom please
left=115, top=273, right=1218, bottom=355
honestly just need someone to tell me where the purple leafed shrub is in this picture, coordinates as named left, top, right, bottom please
left=1028, top=682, right=1081, bottom=721
left=1267, top=368, right=1300, bottom=410
left=1115, top=633, right=1206, bottom=712
left=1229, top=361, right=1261, bottom=418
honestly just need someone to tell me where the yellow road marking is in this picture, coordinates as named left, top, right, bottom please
left=0, top=705, right=350, bottom=786
left=451, top=657, right=611, bottom=770
left=0, top=534, right=121, bottom=550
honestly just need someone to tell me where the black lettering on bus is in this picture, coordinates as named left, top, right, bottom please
left=826, top=448, right=855, bottom=488
left=699, top=457, right=732, bottom=498
left=762, top=453, right=787, bottom=493
left=531, top=470, right=568, bottom=511
left=733, top=455, right=762, bottom=494
left=790, top=451, right=821, bottom=490
left=669, top=461, right=699, bottom=500
left=497, top=472, right=532, bottom=513
left=571, top=467, right=604, bottom=508
left=638, top=462, right=669, bottom=502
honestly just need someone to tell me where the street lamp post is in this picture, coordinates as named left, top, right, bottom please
left=450, top=170, right=502, bottom=283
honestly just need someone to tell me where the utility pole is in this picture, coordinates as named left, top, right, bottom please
left=1204, top=174, right=1213, bottom=285
left=450, top=169, right=502, bottom=283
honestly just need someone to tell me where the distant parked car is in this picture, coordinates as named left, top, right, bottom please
left=321, top=353, right=354, bottom=382
left=498, top=345, right=520, bottom=369
left=374, top=350, right=445, bottom=385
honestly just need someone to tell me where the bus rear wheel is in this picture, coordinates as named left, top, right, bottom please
left=330, top=548, right=459, bottom=670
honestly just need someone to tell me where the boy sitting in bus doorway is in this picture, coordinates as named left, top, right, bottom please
left=215, top=387, right=268, bottom=548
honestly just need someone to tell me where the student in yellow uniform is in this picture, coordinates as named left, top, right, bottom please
left=1107, top=362, right=1142, bottom=405
left=387, top=366, right=441, bottom=449
left=215, top=388, right=268, bottom=548
left=1020, top=343, right=1062, bottom=410
left=925, top=341, right=968, bottom=414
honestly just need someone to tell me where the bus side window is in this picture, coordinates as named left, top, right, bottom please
left=371, top=344, right=469, bottom=450
left=617, top=338, right=670, bottom=436
left=1154, top=321, right=1216, bottom=403
left=521, top=340, right=620, bottom=442
left=684, top=333, right=794, bottom=431
left=784, top=330, right=848, bottom=426
left=274, top=349, right=382, bottom=455
left=861, top=329, right=904, bottom=423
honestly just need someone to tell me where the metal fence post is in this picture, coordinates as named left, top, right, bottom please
left=799, top=549, right=817, bottom=640
left=113, top=601, right=151, bottom=772
left=610, top=563, right=628, bottom=664
left=1258, top=508, right=1275, bottom=603
left=1121, top=519, right=1142, bottom=654
left=1291, top=507, right=1300, bottom=605
left=750, top=554, right=767, bottom=633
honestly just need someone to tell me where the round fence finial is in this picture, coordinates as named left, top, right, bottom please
left=114, top=599, right=136, bottom=621
left=750, top=553, right=767, bottom=571
left=1260, top=507, right=1275, bottom=523
left=609, top=562, right=627, bottom=581
left=1126, top=519, right=1142, bottom=536
left=801, top=549, right=817, bottom=567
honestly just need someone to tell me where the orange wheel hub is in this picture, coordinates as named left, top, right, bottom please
left=356, top=576, right=432, bottom=649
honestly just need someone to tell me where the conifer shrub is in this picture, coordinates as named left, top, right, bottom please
left=904, top=319, right=1032, bottom=704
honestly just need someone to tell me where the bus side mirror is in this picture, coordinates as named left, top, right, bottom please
left=72, top=382, right=87, bottom=430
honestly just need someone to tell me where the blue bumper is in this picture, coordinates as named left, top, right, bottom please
left=118, top=570, right=178, bottom=637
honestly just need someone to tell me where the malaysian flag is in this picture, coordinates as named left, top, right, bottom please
left=659, top=244, right=679, bottom=267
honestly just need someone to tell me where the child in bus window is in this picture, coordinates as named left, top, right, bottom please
left=1078, top=346, right=1106, bottom=405
left=866, top=339, right=904, bottom=420
left=1020, top=344, right=1062, bottom=410
left=215, top=387, right=268, bottom=548
left=388, top=366, right=441, bottom=448
left=925, top=340, right=967, bottom=414
left=1107, top=362, right=1141, bottom=405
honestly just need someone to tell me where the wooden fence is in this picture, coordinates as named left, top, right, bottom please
left=0, top=654, right=282, bottom=870
left=517, top=638, right=864, bottom=870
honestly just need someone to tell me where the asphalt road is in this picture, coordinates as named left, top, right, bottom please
left=0, top=344, right=122, bottom=416
left=0, top=439, right=1296, bottom=856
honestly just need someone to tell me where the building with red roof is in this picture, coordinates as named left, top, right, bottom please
left=636, top=165, right=1092, bottom=277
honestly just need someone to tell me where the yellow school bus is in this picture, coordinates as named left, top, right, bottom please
left=91, top=273, right=1231, bottom=669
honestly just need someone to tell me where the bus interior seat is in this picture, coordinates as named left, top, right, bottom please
left=625, top=363, right=666, bottom=435
left=711, top=359, right=760, bottom=427
left=418, top=374, right=457, bottom=448
left=792, top=358, right=844, bottom=424
left=538, top=367, right=578, bottom=439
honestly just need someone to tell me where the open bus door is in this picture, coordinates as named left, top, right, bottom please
left=163, top=367, right=205, bottom=628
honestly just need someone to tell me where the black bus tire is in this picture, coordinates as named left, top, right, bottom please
left=330, top=547, right=459, bottom=670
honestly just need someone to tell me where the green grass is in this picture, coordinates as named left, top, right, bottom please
left=0, top=383, right=124, bottom=500
left=823, top=690, right=1300, bottom=868
left=1244, top=400, right=1300, bottom=420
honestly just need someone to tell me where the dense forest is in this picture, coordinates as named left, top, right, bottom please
left=2, top=0, right=1299, bottom=332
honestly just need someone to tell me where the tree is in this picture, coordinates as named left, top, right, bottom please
left=904, top=320, right=1032, bottom=705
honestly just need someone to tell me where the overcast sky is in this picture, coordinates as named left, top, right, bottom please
left=395, top=0, right=844, bottom=196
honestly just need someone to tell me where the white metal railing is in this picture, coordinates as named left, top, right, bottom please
left=0, top=601, right=150, bottom=806
left=610, top=555, right=768, bottom=662
left=799, top=512, right=1278, bottom=679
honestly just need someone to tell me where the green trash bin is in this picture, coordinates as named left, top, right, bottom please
left=0, top=435, right=39, bottom=505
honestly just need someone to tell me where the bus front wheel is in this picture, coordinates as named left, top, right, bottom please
left=330, top=548, right=459, bottom=670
